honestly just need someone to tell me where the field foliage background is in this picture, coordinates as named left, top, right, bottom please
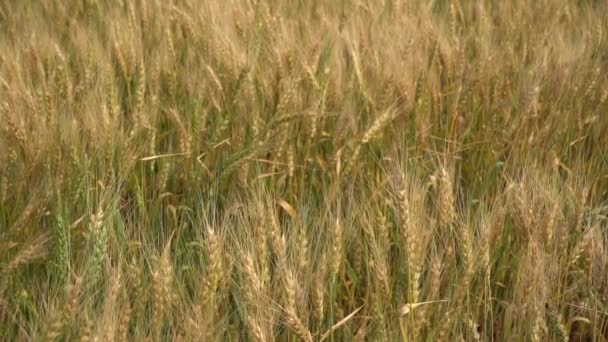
left=1, top=0, right=607, bottom=340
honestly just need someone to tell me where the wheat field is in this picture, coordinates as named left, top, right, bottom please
left=1, top=0, right=607, bottom=341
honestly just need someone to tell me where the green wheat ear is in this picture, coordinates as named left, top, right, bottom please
left=53, top=211, right=70, bottom=281
left=89, top=208, right=108, bottom=285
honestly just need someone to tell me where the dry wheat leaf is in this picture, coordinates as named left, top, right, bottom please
left=277, top=199, right=297, bottom=220
left=399, top=300, right=448, bottom=316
